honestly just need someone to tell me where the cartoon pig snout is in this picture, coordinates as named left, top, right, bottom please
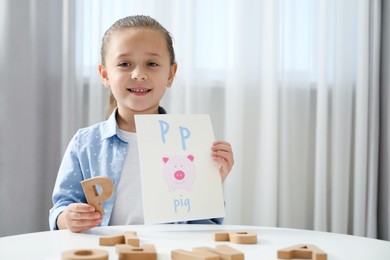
left=162, top=155, right=196, bottom=192
left=174, top=170, right=185, bottom=180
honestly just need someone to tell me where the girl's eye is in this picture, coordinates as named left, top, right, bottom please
left=147, top=62, right=158, bottom=67
left=119, top=62, right=131, bottom=67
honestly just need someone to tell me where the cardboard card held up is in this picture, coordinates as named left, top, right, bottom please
left=134, top=114, right=225, bottom=224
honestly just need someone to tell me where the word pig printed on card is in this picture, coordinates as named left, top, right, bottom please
left=135, top=114, right=225, bottom=224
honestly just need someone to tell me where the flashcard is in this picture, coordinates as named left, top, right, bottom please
left=135, top=114, right=225, bottom=224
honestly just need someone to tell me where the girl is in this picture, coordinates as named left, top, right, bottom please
left=49, top=15, right=234, bottom=233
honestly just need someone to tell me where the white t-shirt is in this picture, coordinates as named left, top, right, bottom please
left=109, top=130, right=144, bottom=225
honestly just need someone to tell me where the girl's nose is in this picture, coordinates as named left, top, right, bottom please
left=131, top=67, right=147, bottom=81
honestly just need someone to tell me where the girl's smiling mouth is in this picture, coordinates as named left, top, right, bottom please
left=127, top=88, right=151, bottom=94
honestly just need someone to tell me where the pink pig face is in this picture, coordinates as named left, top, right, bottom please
left=162, top=155, right=196, bottom=192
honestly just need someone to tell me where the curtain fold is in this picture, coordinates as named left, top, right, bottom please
left=0, top=0, right=63, bottom=236
left=313, top=0, right=330, bottom=232
left=379, top=0, right=390, bottom=241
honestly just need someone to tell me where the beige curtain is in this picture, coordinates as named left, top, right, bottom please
left=0, top=0, right=63, bottom=236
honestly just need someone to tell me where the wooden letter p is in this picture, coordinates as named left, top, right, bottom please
left=81, top=176, right=114, bottom=215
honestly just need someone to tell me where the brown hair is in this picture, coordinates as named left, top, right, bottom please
left=101, top=15, right=176, bottom=118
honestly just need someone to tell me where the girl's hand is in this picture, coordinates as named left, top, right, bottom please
left=57, top=203, right=101, bottom=233
left=211, top=141, right=234, bottom=183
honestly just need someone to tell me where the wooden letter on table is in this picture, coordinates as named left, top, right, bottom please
left=99, top=234, right=125, bottom=246
left=99, top=231, right=139, bottom=247
left=277, top=244, right=327, bottom=260
left=171, top=249, right=220, bottom=260
left=213, top=231, right=257, bottom=244
left=116, top=244, right=157, bottom=260
left=228, top=231, right=257, bottom=244
left=80, top=176, right=114, bottom=215
left=124, top=231, right=140, bottom=246
left=193, top=245, right=244, bottom=260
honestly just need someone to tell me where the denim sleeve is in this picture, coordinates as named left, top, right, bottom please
left=49, top=131, right=86, bottom=230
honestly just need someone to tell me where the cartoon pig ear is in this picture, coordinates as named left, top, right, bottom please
left=187, top=155, right=194, bottom=161
left=163, top=157, right=169, bottom=163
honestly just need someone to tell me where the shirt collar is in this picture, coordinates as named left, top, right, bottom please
left=101, top=107, right=167, bottom=141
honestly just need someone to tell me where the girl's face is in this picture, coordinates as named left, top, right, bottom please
left=99, top=28, right=177, bottom=115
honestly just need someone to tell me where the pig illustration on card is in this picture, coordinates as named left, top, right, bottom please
left=162, top=155, right=196, bottom=192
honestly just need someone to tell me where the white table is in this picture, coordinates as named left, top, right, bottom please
left=0, top=224, right=389, bottom=259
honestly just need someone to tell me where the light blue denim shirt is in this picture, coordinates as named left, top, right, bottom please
left=49, top=108, right=222, bottom=230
